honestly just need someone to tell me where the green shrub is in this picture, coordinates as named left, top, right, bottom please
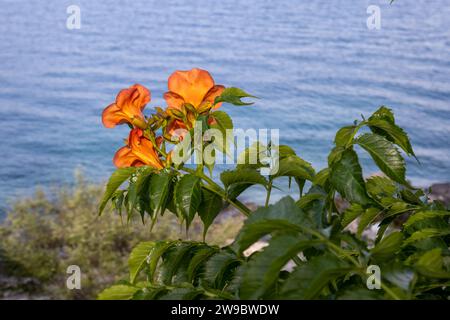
left=0, top=173, right=243, bottom=299
left=98, top=105, right=450, bottom=300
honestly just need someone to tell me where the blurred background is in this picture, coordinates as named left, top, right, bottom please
left=0, top=0, right=450, bottom=213
left=0, top=0, right=449, bottom=299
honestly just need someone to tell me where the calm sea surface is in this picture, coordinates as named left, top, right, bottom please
left=1, top=0, right=449, bottom=214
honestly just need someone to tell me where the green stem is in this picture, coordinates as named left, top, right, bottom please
left=380, top=283, right=402, bottom=300
left=265, top=181, right=273, bottom=207
left=181, top=166, right=251, bottom=217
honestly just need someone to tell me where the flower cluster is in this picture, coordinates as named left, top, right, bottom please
left=102, top=68, right=224, bottom=169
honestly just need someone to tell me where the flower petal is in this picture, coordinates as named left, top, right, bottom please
left=115, top=84, right=150, bottom=124
left=167, top=68, right=214, bottom=107
left=113, top=146, right=140, bottom=168
left=203, top=85, right=225, bottom=110
left=102, top=103, right=129, bottom=128
left=128, top=129, right=164, bottom=169
left=163, top=91, right=185, bottom=110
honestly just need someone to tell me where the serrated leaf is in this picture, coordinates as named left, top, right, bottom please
left=97, top=285, right=139, bottom=300
left=330, top=149, right=371, bottom=205
left=335, top=125, right=357, bottom=147
left=280, top=253, right=351, bottom=299
left=209, top=111, right=233, bottom=132
left=159, top=242, right=198, bottom=285
left=314, top=168, right=330, bottom=187
left=174, top=174, right=202, bottom=228
left=366, top=175, right=397, bottom=200
left=204, top=251, right=241, bottom=289
left=187, top=246, right=218, bottom=283
left=341, top=203, right=364, bottom=228
left=236, top=142, right=267, bottom=170
left=404, top=210, right=450, bottom=230
left=369, top=106, right=395, bottom=123
left=129, top=241, right=174, bottom=283
left=404, top=229, right=450, bottom=246
left=357, top=207, right=380, bottom=237
left=198, top=188, right=223, bottom=239
left=356, top=133, right=407, bottom=185
left=368, top=119, right=415, bottom=157
left=220, top=168, right=267, bottom=196
left=371, top=232, right=403, bottom=260
left=99, top=167, right=137, bottom=215
left=271, top=155, right=315, bottom=181
left=214, top=87, right=257, bottom=106
left=415, top=248, right=450, bottom=279
left=208, top=111, right=233, bottom=156
left=149, top=171, right=173, bottom=216
left=239, top=235, right=323, bottom=299
left=234, top=196, right=310, bottom=252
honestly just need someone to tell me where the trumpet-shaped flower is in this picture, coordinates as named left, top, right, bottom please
left=163, top=68, right=225, bottom=112
left=102, top=84, right=150, bottom=128
left=113, top=129, right=163, bottom=169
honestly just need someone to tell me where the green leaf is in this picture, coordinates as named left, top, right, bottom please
left=235, top=197, right=310, bottom=252
left=271, top=155, right=315, bottom=181
left=369, top=106, right=395, bottom=123
left=127, top=167, right=154, bottom=222
left=239, top=235, right=323, bottom=299
left=371, top=232, right=403, bottom=260
left=209, top=111, right=233, bottom=156
left=174, top=174, right=202, bottom=228
left=220, top=168, right=267, bottom=197
left=357, top=207, right=380, bottom=237
left=159, top=287, right=204, bottom=300
left=278, top=145, right=297, bottom=158
left=341, top=203, right=364, bottom=228
left=404, top=210, right=450, bottom=230
left=97, top=285, right=139, bottom=300
left=198, top=188, right=223, bottom=239
left=296, top=193, right=325, bottom=210
left=204, top=251, right=241, bottom=289
left=99, top=167, right=137, bottom=215
left=366, top=175, right=397, bottom=200
left=128, top=241, right=174, bottom=283
left=214, top=87, right=257, bottom=106
left=404, top=229, right=450, bottom=246
left=236, top=142, right=266, bottom=170
left=186, top=246, right=218, bottom=283
left=368, top=119, right=415, bottom=157
left=209, top=111, right=233, bottom=132
left=159, top=242, right=198, bottom=285
left=330, top=149, right=371, bottom=205
left=415, top=248, right=450, bottom=279
left=280, top=253, right=351, bottom=299
left=335, top=125, right=357, bottom=147
left=149, top=171, right=173, bottom=216
left=314, top=168, right=330, bottom=188
left=328, top=146, right=345, bottom=166
left=356, top=133, right=407, bottom=185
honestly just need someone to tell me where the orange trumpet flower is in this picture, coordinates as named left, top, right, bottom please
left=163, top=68, right=225, bottom=112
left=113, top=129, right=164, bottom=169
left=102, top=84, right=150, bottom=129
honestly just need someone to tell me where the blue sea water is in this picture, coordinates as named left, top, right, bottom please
left=0, top=0, right=449, bottom=215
